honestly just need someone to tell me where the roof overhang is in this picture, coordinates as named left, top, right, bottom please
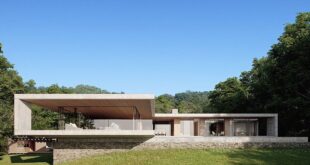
left=16, top=94, right=155, bottom=119
left=153, top=113, right=278, bottom=121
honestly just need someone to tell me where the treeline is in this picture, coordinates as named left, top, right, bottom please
left=0, top=12, right=309, bottom=151
left=156, top=13, right=310, bottom=138
left=155, top=92, right=212, bottom=113
left=0, top=53, right=117, bottom=151
left=0, top=47, right=125, bottom=150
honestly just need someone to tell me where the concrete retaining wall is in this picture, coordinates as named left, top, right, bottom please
left=53, top=136, right=309, bottom=164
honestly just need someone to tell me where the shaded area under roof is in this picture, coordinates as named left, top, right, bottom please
left=16, top=94, right=155, bottom=119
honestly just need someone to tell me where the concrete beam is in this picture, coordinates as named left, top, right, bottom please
left=14, top=130, right=155, bottom=137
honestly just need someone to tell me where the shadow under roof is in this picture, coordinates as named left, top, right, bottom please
left=15, top=94, right=155, bottom=119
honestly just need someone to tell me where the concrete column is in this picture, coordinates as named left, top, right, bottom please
left=173, top=119, right=181, bottom=136
left=267, top=115, right=278, bottom=136
left=58, top=107, right=65, bottom=130
left=198, top=119, right=207, bottom=136
left=275, top=115, right=278, bottom=136
left=138, top=119, right=143, bottom=130
left=255, top=121, right=259, bottom=136
left=14, top=99, right=32, bottom=132
left=224, top=119, right=233, bottom=136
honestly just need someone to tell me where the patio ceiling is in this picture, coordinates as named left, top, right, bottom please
left=16, top=94, right=155, bottom=119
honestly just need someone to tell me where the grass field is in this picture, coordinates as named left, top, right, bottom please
left=0, top=152, right=52, bottom=165
left=62, top=149, right=310, bottom=165
left=1, top=149, right=310, bottom=165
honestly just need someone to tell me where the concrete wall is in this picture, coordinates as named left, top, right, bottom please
left=267, top=116, right=278, bottom=136
left=173, top=119, right=180, bottom=136
left=180, top=120, right=194, bottom=136
left=14, top=99, right=32, bottom=132
left=154, top=124, right=171, bottom=136
left=53, top=136, right=309, bottom=164
left=8, top=139, right=49, bottom=154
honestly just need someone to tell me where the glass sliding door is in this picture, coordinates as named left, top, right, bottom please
left=205, top=119, right=225, bottom=136
left=233, top=119, right=258, bottom=136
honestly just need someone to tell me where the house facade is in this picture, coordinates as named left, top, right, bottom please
left=13, top=94, right=308, bottom=163
left=14, top=94, right=278, bottom=138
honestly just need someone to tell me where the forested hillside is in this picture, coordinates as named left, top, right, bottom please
left=0, top=12, right=309, bottom=152
left=156, top=13, right=310, bottom=138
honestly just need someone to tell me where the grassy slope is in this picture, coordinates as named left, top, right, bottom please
left=1, top=149, right=310, bottom=165
left=61, top=149, right=310, bottom=165
left=0, top=153, right=52, bottom=165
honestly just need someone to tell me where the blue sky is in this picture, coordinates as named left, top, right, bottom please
left=1, top=1, right=309, bottom=95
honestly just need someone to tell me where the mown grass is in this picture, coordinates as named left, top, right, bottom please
left=1, top=149, right=310, bottom=165
left=61, top=148, right=310, bottom=165
left=0, top=153, right=52, bottom=165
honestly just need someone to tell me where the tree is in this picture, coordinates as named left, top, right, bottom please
left=155, top=94, right=175, bottom=113
left=73, top=84, right=109, bottom=94
left=0, top=43, right=25, bottom=152
left=260, top=13, right=310, bottom=137
left=208, top=12, right=310, bottom=137
left=25, top=79, right=37, bottom=93
left=209, top=77, right=250, bottom=113
left=175, top=91, right=210, bottom=113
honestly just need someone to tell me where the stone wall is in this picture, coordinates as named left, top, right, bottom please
left=53, top=136, right=309, bottom=164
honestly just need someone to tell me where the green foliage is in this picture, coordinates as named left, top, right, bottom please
left=31, top=105, right=58, bottom=130
left=155, top=91, right=211, bottom=113
left=175, top=91, right=211, bottom=113
left=73, top=84, right=109, bottom=94
left=209, top=77, right=250, bottom=113
left=0, top=53, right=24, bottom=104
left=209, top=12, right=310, bottom=137
left=155, top=94, right=175, bottom=113
left=0, top=44, right=25, bottom=152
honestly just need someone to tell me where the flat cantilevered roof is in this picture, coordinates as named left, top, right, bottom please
left=153, top=113, right=278, bottom=120
left=14, top=94, right=155, bottom=137
left=16, top=94, right=155, bottom=119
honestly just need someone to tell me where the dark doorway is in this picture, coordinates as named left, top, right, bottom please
left=194, top=121, right=199, bottom=136
left=258, top=118, right=267, bottom=136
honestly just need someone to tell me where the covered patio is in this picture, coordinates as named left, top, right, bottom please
left=14, top=94, right=155, bottom=137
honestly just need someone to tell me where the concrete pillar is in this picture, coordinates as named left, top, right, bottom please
left=255, top=121, right=259, bottom=136
left=14, top=99, right=32, bottom=132
left=173, top=119, right=180, bottom=136
left=58, top=107, right=65, bottom=130
left=198, top=119, right=207, bottom=136
left=137, top=119, right=143, bottom=130
left=267, top=115, right=278, bottom=136
left=224, top=119, right=234, bottom=136
left=275, top=115, right=278, bottom=136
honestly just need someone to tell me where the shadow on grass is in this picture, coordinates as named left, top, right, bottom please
left=225, top=149, right=310, bottom=165
left=10, top=153, right=52, bottom=165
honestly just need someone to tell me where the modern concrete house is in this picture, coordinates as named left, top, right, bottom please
left=13, top=94, right=308, bottom=163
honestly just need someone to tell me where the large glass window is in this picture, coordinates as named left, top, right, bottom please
left=205, top=119, right=224, bottom=136
left=233, top=119, right=258, bottom=136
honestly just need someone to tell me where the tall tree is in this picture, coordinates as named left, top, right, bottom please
left=209, top=12, right=310, bottom=137
left=0, top=43, right=25, bottom=152
left=209, top=77, right=250, bottom=113
left=155, top=94, right=175, bottom=113
left=260, top=13, right=310, bottom=137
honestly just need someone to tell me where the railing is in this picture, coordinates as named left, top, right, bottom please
left=65, top=119, right=153, bottom=131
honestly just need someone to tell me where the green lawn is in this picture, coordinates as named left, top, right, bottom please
left=1, top=149, right=310, bottom=165
left=0, top=153, right=52, bottom=165
left=61, top=149, right=310, bottom=165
